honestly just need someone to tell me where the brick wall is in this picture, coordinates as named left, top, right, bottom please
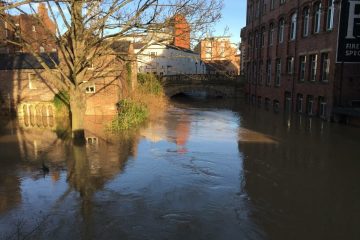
left=172, top=14, right=191, bottom=50
left=0, top=3, right=56, bottom=54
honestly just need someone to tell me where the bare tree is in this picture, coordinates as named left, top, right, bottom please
left=0, top=0, right=222, bottom=139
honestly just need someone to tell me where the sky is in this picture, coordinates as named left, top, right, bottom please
left=213, top=0, right=247, bottom=44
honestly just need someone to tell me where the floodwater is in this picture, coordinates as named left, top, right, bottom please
left=0, top=97, right=360, bottom=240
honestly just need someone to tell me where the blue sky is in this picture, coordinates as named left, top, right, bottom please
left=213, top=0, right=247, bottom=44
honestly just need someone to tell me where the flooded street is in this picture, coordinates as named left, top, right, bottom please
left=0, top=98, right=360, bottom=240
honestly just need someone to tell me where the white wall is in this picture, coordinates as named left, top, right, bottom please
left=135, top=43, right=206, bottom=75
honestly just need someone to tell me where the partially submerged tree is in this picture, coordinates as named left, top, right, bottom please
left=0, top=0, right=222, bottom=139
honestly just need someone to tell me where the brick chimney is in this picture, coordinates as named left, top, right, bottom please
left=37, top=3, right=55, bottom=34
left=172, top=14, right=190, bottom=50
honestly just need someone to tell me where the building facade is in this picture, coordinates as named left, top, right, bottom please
left=195, top=37, right=240, bottom=75
left=135, top=42, right=205, bottom=75
left=241, top=0, right=360, bottom=122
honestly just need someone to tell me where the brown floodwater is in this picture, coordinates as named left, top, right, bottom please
left=0, top=97, right=359, bottom=240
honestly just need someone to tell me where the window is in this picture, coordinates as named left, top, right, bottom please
left=270, top=0, right=275, bottom=10
left=269, top=23, right=275, bottom=46
left=266, top=59, right=272, bottom=85
left=290, top=13, right=297, bottom=40
left=254, top=31, right=259, bottom=50
left=319, top=96, right=327, bottom=118
left=265, top=98, right=271, bottom=110
left=261, top=28, right=265, bottom=47
left=278, top=19, right=285, bottom=43
left=273, top=100, right=280, bottom=113
left=303, top=8, right=310, bottom=37
left=280, top=0, right=285, bottom=5
left=28, top=73, right=38, bottom=90
left=321, top=53, right=330, bottom=81
left=297, top=94, right=303, bottom=113
left=285, top=92, right=292, bottom=112
left=306, top=95, right=314, bottom=115
left=85, top=85, right=96, bottom=93
left=87, top=137, right=98, bottom=145
left=309, top=54, right=317, bottom=81
left=259, top=61, right=263, bottom=84
left=314, top=2, right=322, bottom=33
left=326, top=0, right=334, bottom=30
left=150, top=52, right=157, bottom=59
left=253, top=62, right=257, bottom=84
left=39, top=46, right=45, bottom=53
left=287, top=57, right=294, bottom=74
left=299, top=56, right=306, bottom=81
left=275, top=58, right=281, bottom=86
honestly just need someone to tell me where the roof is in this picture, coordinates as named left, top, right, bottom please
left=0, top=53, right=59, bottom=70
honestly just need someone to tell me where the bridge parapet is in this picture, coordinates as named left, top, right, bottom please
left=160, top=74, right=245, bottom=98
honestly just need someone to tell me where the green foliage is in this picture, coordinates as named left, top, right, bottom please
left=137, top=73, right=163, bottom=96
left=109, top=99, right=148, bottom=131
left=53, top=91, right=69, bottom=113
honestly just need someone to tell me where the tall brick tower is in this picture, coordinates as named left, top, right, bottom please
left=172, top=14, right=190, bottom=50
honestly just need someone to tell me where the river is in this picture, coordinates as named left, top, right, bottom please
left=0, top=97, right=359, bottom=240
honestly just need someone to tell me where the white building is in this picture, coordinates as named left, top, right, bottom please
left=135, top=42, right=206, bottom=76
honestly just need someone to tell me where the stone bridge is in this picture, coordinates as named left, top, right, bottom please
left=160, top=74, right=245, bottom=98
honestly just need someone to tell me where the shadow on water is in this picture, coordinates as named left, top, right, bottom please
left=236, top=105, right=360, bottom=240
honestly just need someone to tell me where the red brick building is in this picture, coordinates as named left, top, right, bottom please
left=0, top=4, right=135, bottom=117
left=241, top=0, right=360, bottom=122
left=195, top=37, right=240, bottom=75
left=0, top=3, right=57, bottom=54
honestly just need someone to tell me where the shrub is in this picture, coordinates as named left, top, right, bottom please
left=109, top=99, right=148, bottom=131
left=137, top=73, right=163, bottom=96
left=53, top=91, right=69, bottom=115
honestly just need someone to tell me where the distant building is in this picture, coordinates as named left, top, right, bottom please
left=0, top=3, right=57, bottom=53
left=241, top=0, right=360, bottom=123
left=195, top=37, right=240, bottom=75
left=135, top=42, right=205, bottom=75
left=133, top=14, right=205, bottom=76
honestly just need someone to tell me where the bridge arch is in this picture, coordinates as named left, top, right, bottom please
left=165, top=85, right=229, bottom=98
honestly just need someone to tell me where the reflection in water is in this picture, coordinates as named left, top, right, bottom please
left=238, top=105, right=360, bottom=240
left=0, top=99, right=359, bottom=239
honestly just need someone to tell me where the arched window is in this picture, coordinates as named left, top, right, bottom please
left=303, top=8, right=310, bottom=37
left=278, top=18, right=285, bottom=43
left=314, top=2, right=322, bottom=33
left=326, top=0, right=334, bottom=30
left=290, top=13, right=297, bottom=40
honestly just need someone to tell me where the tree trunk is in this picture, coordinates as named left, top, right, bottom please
left=70, top=89, right=86, bottom=140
